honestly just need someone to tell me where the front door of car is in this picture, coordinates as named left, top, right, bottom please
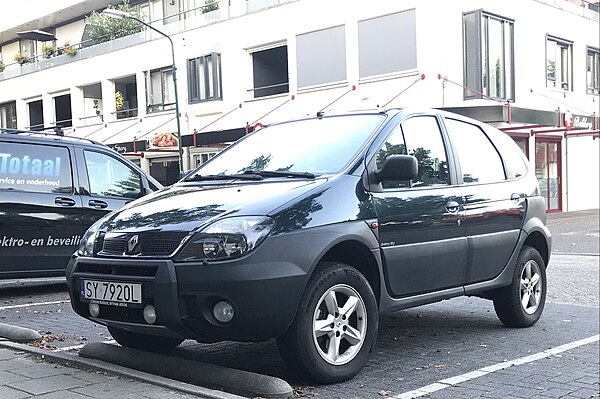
left=0, top=141, right=83, bottom=277
left=443, top=118, right=526, bottom=284
left=369, top=115, right=467, bottom=297
left=74, top=148, right=145, bottom=230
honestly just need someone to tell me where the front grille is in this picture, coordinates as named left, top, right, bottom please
left=103, top=239, right=126, bottom=253
left=100, top=232, right=188, bottom=257
left=141, top=240, right=180, bottom=255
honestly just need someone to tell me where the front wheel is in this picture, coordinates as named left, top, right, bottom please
left=277, top=262, right=378, bottom=383
left=493, top=246, right=547, bottom=327
left=108, top=326, right=184, bottom=352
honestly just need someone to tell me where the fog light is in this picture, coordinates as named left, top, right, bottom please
left=213, top=301, right=234, bottom=323
left=143, top=304, right=157, bottom=324
left=89, top=303, right=100, bottom=317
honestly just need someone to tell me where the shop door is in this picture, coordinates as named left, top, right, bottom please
left=149, top=157, right=180, bottom=186
left=535, top=139, right=562, bottom=212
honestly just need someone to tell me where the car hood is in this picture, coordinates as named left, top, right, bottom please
left=103, top=179, right=328, bottom=233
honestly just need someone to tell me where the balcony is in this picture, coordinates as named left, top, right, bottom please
left=0, top=0, right=297, bottom=82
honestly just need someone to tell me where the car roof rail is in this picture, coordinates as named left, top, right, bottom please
left=0, top=127, right=102, bottom=146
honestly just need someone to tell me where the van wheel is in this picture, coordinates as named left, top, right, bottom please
left=493, top=246, right=547, bottom=327
left=108, top=327, right=184, bottom=352
left=277, top=262, right=378, bottom=383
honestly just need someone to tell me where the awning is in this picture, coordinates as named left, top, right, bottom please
left=17, top=30, right=56, bottom=42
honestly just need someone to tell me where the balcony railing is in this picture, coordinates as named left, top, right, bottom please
left=0, top=0, right=297, bottom=82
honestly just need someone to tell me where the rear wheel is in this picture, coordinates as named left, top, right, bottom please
left=108, top=326, right=184, bottom=352
left=493, top=245, right=547, bottom=327
left=277, top=262, right=378, bottom=383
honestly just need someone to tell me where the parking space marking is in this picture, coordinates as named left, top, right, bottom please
left=393, top=334, right=600, bottom=399
left=0, top=300, right=69, bottom=310
left=53, top=340, right=116, bottom=352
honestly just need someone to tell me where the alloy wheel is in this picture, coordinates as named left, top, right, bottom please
left=519, top=260, right=543, bottom=314
left=312, top=284, right=367, bottom=365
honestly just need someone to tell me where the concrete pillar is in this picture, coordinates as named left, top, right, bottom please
left=42, top=92, right=53, bottom=129
left=101, top=79, right=116, bottom=123
left=136, top=70, right=147, bottom=119
left=70, top=86, right=84, bottom=128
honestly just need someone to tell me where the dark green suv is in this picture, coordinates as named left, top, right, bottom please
left=66, top=109, right=551, bottom=383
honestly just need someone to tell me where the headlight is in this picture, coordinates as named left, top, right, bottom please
left=77, top=218, right=104, bottom=256
left=176, top=216, right=275, bottom=262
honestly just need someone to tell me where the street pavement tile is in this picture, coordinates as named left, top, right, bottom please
left=34, top=391, right=93, bottom=399
left=0, top=370, right=30, bottom=385
left=71, top=379, right=154, bottom=398
left=133, top=390, right=199, bottom=399
left=0, top=385, right=31, bottom=399
left=7, top=374, right=88, bottom=395
left=8, top=361, right=76, bottom=379
left=0, top=349, right=20, bottom=361
left=69, top=370, right=117, bottom=384
left=0, top=357, right=31, bottom=372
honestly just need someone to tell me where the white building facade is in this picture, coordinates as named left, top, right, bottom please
left=1, top=0, right=599, bottom=211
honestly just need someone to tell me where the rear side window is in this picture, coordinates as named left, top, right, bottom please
left=484, top=127, right=529, bottom=179
left=444, top=118, right=505, bottom=184
left=83, top=150, right=142, bottom=199
left=0, top=142, right=73, bottom=194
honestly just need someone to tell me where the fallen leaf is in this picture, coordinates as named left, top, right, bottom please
left=378, top=390, right=390, bottom=396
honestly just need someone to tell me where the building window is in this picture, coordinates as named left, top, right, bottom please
left=463, top=10, right=514, bottom=101
left=546, top=36, right=572, bottom=91
left=587, top=47, right=599, bottom=95
left=114, top=76, right=138, bottom=120
left=188, top=53, right=222, bottom=103
left=297, top=25, right=346, bottom=88
left=53, top=94, right=72, bottom=128
left=251, top=45, right=288, bottom=98
left=0, top=101, right=17, bottom=129
left=27, top=99, right=44, bottom=131
left=163, top=0, right=182, bottom=24
left=19, top=39, right=37, bottom=62
left=358, top=9, right=417, bottom=79
left=146, top=67, right=175, bottom=113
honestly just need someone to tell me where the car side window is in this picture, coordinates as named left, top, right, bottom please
left=0, top=142, right=73, bottom=194
left=375, top=115, right=450, bottom=189
left=444, top=118, right=506, bottom=184
left=83, top=150, right=142, bottom=199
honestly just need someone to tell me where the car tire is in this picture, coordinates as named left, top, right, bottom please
left=493, top=245, right=547, bottom=327
left=108, top=326, right=184, bottom=352
left=276, top=262, right=378, bottom=383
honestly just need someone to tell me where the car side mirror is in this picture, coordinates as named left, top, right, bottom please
left=373, top=154, right=418, bottom=183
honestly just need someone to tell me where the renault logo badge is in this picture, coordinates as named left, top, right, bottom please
left=127, top=235, right=140, bottom=254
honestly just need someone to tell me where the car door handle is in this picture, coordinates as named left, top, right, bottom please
left=88, top=200, right=108, bottom=209
left=55, top=197, right=76, bottom=207
left=446, top=201, right=460, bottom=214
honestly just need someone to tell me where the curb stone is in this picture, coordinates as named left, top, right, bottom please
left=0, top=322, right=42, bottom=342
left=0, top=339, right=245, bottom=399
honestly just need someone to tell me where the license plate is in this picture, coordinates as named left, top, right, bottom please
left=80, top=279, right=142, bottom=306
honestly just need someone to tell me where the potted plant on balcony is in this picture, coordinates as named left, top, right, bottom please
left=62, top=43, right=78, bottom=56
left=13, top=53, right=29, bottom=65
left=201, top=0, right=219, bottom=13
left=0, top=61, right=5, bottom=73
left=41, top=43, right=56, bottom=58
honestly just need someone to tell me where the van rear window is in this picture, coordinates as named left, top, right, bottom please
left=0, top=142, right=73, bottom=194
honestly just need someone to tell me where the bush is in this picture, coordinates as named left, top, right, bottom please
left=86, top=0, right=144, bottom=44
left=13, top=53, right=29, bottom=65
left=202, top=0, right=219, bottom=13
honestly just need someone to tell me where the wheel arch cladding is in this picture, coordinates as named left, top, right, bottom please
left=523, top=231, right=549, bottom=268
left=319, top=240, right=381, bottom=306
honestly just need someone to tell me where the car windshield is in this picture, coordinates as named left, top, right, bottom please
left=191, top=114, right=385, bottom=177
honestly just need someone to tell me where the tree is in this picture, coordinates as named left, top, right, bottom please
left=86, top=0, right=144, bottom=44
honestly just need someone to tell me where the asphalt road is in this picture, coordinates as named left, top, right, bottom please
left=0, top=209, right=598, bottom=398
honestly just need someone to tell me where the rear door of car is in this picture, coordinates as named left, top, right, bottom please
left=368, top=114, right=468, bottom=297
left=442, top=117, right=527, bottom=284
left=73, top=146, right=148, bottom=231
left=0, top=139, right=84, bottom=277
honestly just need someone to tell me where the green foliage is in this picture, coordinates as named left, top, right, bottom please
left=13, top=53, right=29, bottom=64
left=62, top=43, right=78, bottom=56
left=87, top=0, right=144, bottom=44
left=41, top=43, right=56, bottom=57
left=0, top=61, right=5, bottom=72
left=202, top=0, right=219, bottom=13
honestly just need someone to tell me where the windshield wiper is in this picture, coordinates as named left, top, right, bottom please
left=185, top=173, right=263, bottom=182
left=242, top=170, right=316, bottom=179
